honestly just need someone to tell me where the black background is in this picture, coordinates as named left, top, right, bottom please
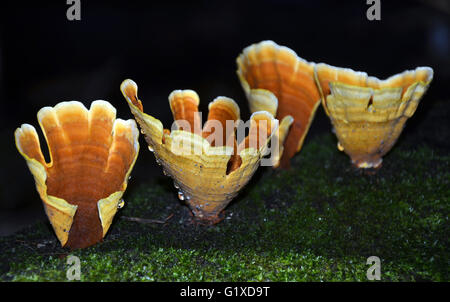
left=0, top=0, right=449, bottom=235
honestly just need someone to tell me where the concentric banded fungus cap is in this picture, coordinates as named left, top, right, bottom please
left=121, top=79, right=278, bottom=223
left=315, top=64, right=434, bottom=169
left=15, top=101, right=139, bottom=249
left=237, top=40, right=321, bottom=169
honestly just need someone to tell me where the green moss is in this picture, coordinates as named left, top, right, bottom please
left=1, top=133, right=448, bottom=281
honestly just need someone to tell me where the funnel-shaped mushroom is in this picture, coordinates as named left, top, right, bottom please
left=315, top=64, right=433, bottom=169
left=15, top=101, right=139, bottom=249
left=121, top=79, right=277, bottom=222
left=237, top=40, right=321, bottom=168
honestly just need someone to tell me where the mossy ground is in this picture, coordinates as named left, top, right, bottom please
left=0, top=129, right=448, bottom=281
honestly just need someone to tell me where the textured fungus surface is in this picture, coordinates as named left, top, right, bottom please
left=15, top=101, right=139, bottom=249
left=315, top=64, right=433, bottom=168
left=237, top=40, right=321, bottom=169
left=121, top=79, right=277, bottom=222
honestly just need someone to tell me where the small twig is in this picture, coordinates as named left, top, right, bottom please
left=15, top=240, right=36, bottom=252
left=121, top=213, right=173, bottom=224
left=15, top=239, right=65, bottom=256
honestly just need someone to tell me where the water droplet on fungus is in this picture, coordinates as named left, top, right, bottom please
left=118, top=199, right=125, bottom=209
left=178, top=191, right=185, bottom=201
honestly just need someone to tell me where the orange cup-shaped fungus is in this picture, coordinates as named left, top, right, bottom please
left=15, top=101, right=139, bottom=249
left=121, top=79, right=278, bottom=223
left=315, top=64, right=434, bottom=169
left=237, top=40, right=322, bottom=169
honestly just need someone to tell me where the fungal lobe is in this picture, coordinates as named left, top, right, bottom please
left=169, top=89, right=202, bottom=135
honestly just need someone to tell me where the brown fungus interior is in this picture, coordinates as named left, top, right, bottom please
left=168, top=92, right=274, bottom=175
left=123, top=83, right=143, bottom=111
left=123, top=82, right=273, bottom=175
left=238, top=44, right=321, bottom=169
left=18, top=102, right=137, bottom=249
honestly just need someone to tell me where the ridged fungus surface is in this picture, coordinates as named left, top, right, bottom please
left=15, top=101, right=139, bottom=249
left=237, top=40, right=321, bottom=169
left=121, top=79, right=277, bottom=222
left=315, top=64, right=433, bottom=169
